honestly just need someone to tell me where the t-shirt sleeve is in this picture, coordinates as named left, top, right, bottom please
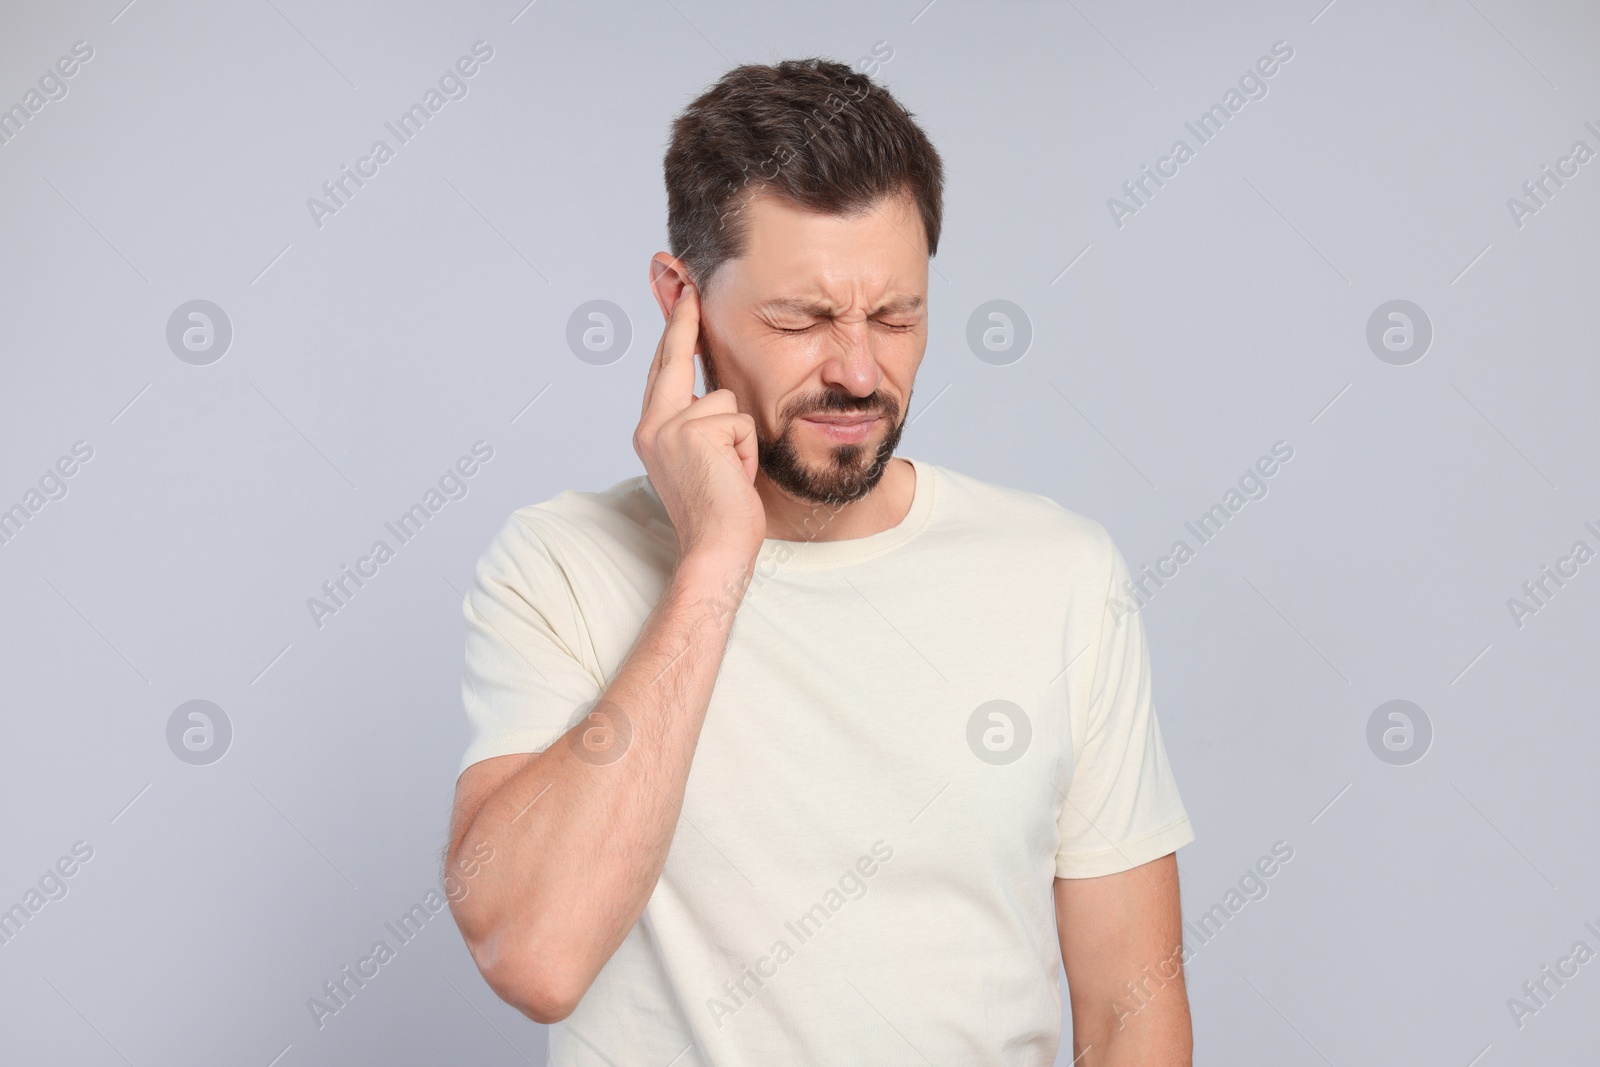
left=457, top=511, right=604, bottom=776
left=1055, top=531, right=1195, bottom=878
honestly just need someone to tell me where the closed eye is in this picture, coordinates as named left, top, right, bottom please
left=774, top=320, right=918, bottom=334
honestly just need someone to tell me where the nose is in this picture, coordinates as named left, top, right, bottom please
left=816, top=321, right=883, bottom=399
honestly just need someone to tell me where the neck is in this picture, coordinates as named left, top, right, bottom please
left=756, top=456, right=915, bottom=544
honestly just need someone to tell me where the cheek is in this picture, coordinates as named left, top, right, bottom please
left=883, top=335, right=924, bottom=396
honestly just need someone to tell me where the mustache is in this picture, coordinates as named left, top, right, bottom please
left=785, top=392, right=899, bottom=420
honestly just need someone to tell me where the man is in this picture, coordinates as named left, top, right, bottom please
left=446, top=58, right=1196, bottom=1065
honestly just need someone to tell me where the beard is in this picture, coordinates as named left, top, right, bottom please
left=699, top=330, right=908, bottom=508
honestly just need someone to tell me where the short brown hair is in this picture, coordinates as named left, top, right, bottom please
left=663, top=57, right=944, bottom=298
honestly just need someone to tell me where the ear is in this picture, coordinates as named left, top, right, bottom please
left=648, top=253, right=695, bottom=321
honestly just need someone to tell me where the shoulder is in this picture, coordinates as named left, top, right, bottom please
left=475, top=471, right=676, bottom=584
left=925, top=461, right=1120, bottom=579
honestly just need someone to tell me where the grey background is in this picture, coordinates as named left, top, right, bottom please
left=2, top=0, right=1596, bottom=1063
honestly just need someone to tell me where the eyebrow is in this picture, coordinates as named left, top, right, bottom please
left=757, top=294, right=925, bottom=318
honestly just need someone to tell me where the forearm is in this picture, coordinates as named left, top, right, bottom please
left=450, top=550, right=752, bottom=1016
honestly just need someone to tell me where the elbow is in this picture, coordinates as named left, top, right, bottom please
left=526, top=999, right=579, bottom=1026
left=508, top=974, right=581, bottom=1026
left=464, top=925, right=585, bottom=1024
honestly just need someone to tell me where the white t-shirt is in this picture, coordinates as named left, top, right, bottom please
left=458, top=455, right=1195, bottom=1065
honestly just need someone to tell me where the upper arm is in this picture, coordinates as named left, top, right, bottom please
left=1055, top=854, right=1189, bottom=1052
left=457, top=513, right=605, bottom=776
left=1055, top=529, right=1195, bottom=878
left=448, top=512, right=604, bottom=874
left=448, top=752, right=536, bottom=866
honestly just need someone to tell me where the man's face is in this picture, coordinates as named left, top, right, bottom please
left=695, top=189, right=928, bottom=507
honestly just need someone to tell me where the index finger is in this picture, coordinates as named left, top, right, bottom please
left=641, top=284, right=701, bottom=423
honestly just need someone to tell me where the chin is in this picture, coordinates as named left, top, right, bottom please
left=759, top=410, right=904, bottom=507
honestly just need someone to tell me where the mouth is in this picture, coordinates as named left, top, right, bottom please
left=797, top=413, right=882, bottom=444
